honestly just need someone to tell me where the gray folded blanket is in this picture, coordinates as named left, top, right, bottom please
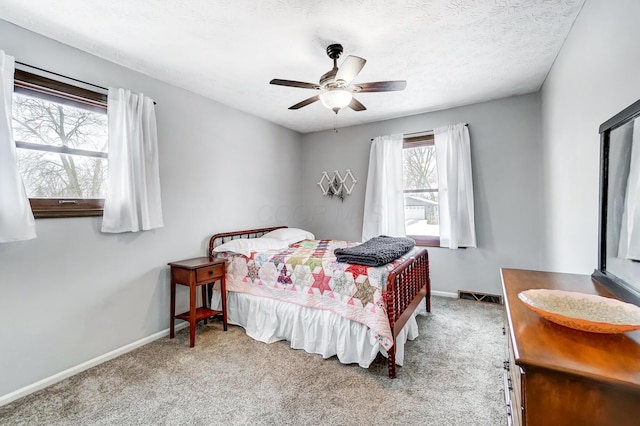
left=334, top=236, right=415, bottom=266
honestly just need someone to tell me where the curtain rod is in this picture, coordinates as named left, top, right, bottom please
left=16, top=61, right=108, bottom=92
left=371, top=124, right=469, bottom=141
left=15, top=61, right=157, bottom=105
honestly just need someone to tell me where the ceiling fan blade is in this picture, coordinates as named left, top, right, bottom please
left=289, top=95, right=320, bottom=110
left=270, top=79, right=322, bottom=90
left=353, top=80, right=407, bottom=93
left=335, top=56, right=366, bottom=85
left=348, top=98, right=366, bottom=111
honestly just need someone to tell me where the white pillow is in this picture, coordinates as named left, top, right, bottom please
left=261, top=227, right=315, bottom=244
left=212, top=237, right=288, bottom=257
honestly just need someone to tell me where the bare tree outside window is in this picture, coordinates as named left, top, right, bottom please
left=403, top=138, right=439, bottom=242
left=12, top=92, right=108, bottom=199
left=403, top=145, right=437, bottom=198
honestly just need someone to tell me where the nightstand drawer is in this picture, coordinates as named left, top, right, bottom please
left=196, top=264, right=224, bottom=283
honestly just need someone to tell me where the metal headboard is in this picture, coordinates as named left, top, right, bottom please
left=208, top=226, right=287, bottom=257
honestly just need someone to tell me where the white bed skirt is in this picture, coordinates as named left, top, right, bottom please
left=210, top=290, right=422, bottom=368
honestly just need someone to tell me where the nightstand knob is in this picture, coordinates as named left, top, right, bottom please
left=208, top=270, right=213, bottom=274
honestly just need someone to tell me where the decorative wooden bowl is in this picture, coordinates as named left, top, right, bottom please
left=518, top=289, right=640, bottom=333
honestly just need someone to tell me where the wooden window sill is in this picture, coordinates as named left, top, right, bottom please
left=30, top=198, right=104, bottom=219
left=409, top=235, right=440, bottom=247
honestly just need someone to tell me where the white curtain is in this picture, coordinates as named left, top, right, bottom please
left=620, top=118, right=640, bottom=260
left=362, top=134, right=406, bottom=242
left=102, top=88, right=163, bottom=233
left=0, top=50, right=36, bottom=242
left=434, top=123, right=476, bottom=249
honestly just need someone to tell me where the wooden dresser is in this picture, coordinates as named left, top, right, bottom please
left=501, top=268, right=640, bottom=426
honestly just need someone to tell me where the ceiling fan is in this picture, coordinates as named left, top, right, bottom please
left=270, top=43, right=407, bottom=114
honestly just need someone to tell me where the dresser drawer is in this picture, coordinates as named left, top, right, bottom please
left=196, top=264, right=224, bottom=283
left=507, top=368, right=524, bottom=426
left=508, top=341, right=523, bottom=415
left=504, top=321, right=524, bottom=426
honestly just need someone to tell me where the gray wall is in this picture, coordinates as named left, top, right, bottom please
left=0, top=21, right=303, bottom=398
left=301, top=93, right=542, bottom=296
left=540, top=0, right=640, bottom=273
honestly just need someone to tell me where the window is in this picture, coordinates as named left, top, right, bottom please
left=12, top=70, right=108, bottom=218
left=403, top=134, right=439, bottom=246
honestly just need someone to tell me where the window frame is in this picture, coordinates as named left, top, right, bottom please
left=13, top=69, right=108, bottom=219
left=403, top=134, right=440, bottom=247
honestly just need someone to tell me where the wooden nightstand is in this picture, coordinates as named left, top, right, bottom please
left=168, top=257, right=227, bottom=347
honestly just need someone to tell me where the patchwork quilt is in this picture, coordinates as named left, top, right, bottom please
left=219, top=239, right=420, bottom=350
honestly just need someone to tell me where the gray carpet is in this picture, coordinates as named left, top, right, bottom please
left=0, top=296, right=507, bottom=425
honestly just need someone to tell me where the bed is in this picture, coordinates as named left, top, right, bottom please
left=208, top=226, right=431, bottom=378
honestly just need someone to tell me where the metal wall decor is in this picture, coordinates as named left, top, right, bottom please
left=317, top=169, right=357, bottom=201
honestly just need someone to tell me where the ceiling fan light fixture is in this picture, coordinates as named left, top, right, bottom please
left=319, top=89, right=352, bottom=113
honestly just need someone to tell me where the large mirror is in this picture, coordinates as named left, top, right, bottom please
left=593, top=99, right=640, bottom=306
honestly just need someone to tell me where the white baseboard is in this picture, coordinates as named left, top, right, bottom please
left=0, top=322, right=188, bottom=407
left=432, top=290, right=458, bottom=298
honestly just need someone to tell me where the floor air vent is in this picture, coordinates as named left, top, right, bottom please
left=458, top=290, right=503, bottom=304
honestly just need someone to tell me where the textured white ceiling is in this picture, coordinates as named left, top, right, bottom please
left=0, top=0, right=585, bottom=134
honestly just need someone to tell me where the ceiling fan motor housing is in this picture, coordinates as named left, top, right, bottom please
left=319, top=43, right=344, bottom=87
left=319, top=69, right=338, bottom=86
